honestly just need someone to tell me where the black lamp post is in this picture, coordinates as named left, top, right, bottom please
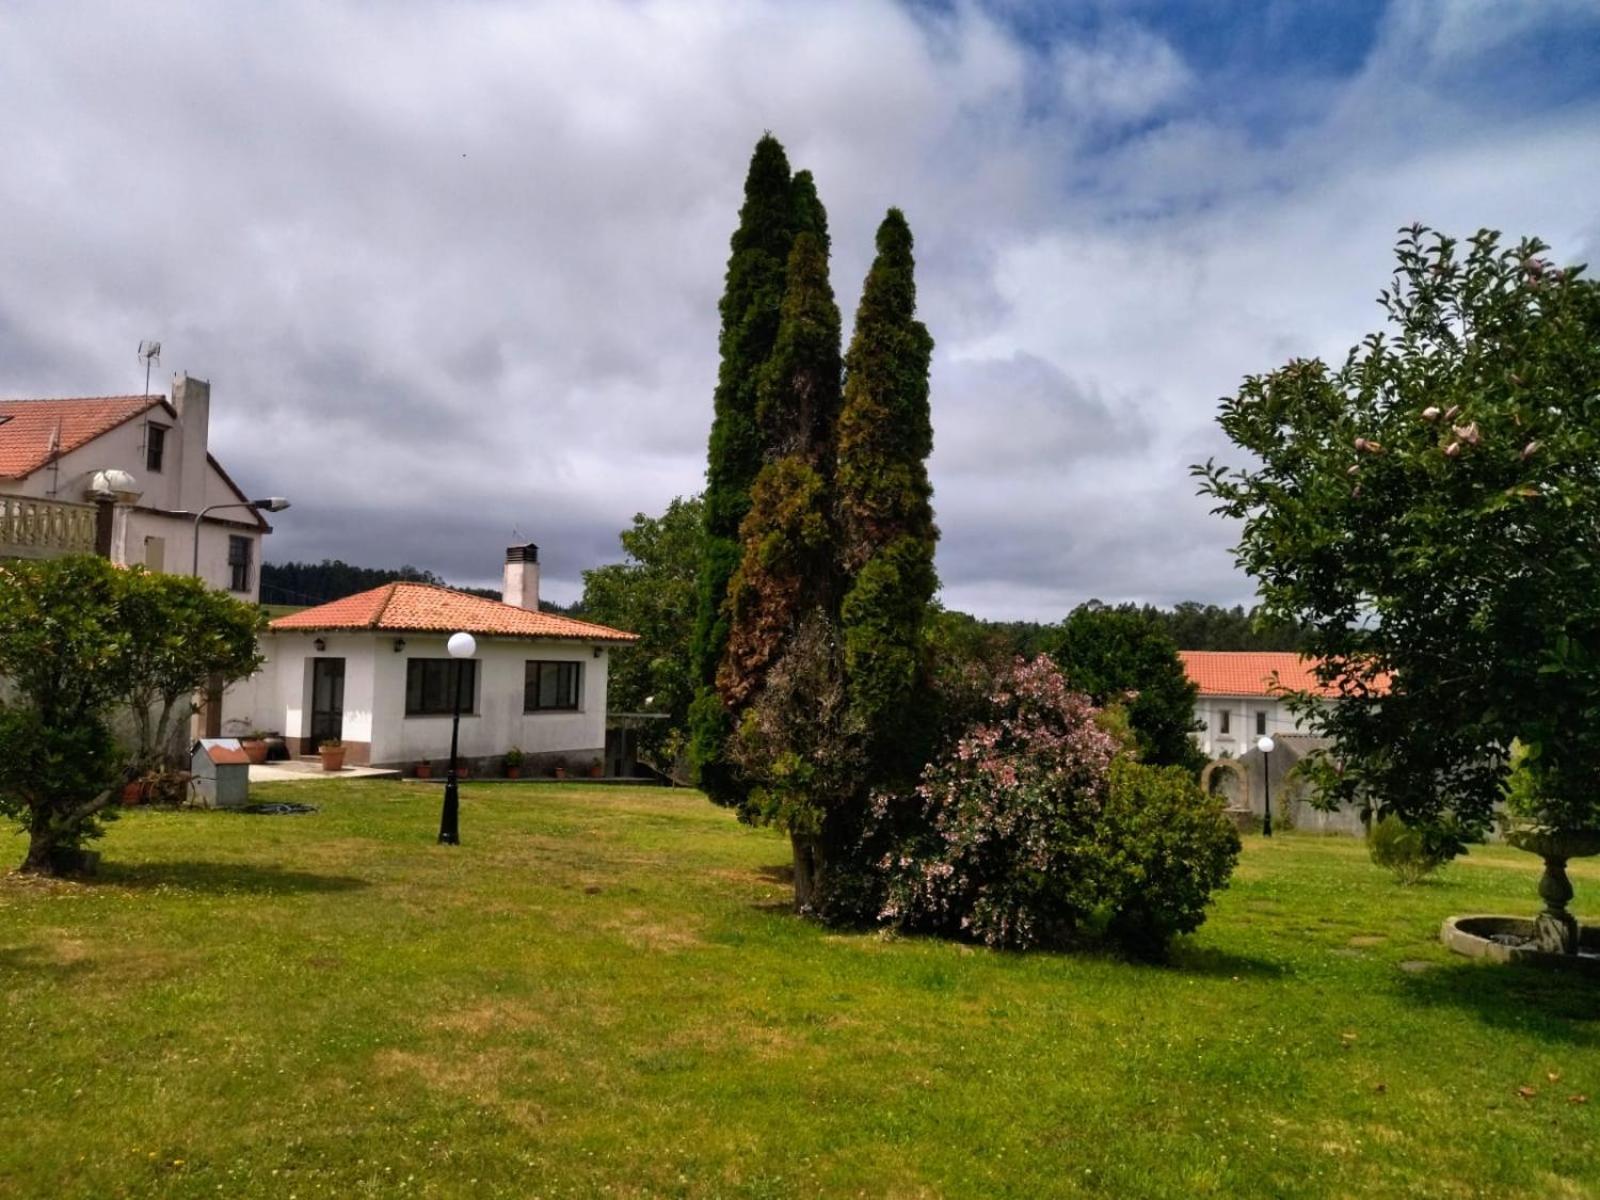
left=438, top=631, right=476, bottom=845
left=1257, top=734, right=1276, bottom=837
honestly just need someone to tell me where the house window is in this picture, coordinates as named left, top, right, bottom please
left=1219, top=710, right=1230, bottom=735
left=525, top=660, right=581, bottom=712
left=406, top=659, right=477, bottom=716
left=1256, top=710, right=1268, bottom=736
left=146, top=424, right=167, bottom=472
left=227, top=535, right=252, bottom=592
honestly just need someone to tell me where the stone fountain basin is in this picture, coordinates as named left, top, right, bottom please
left=1441, top=915, right=1600, bottom=975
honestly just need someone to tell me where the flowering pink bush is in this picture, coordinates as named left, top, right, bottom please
left=873, top=655, right=1239, bottom=953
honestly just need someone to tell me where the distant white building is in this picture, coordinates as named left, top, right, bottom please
left=1181, top=650, right=1367, bottom=835
left=1181, top=651, right=1333, bottom=759
left=221, top=544, right=638, bottom=772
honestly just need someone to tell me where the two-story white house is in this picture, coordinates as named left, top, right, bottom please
left=1182, top=650, right=1374, bottom=835
left=1180, top=651, right=1335, bottom=759
left=0, top=374, right=275, bottom=597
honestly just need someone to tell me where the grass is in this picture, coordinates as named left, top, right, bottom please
left=2, top=782, right=1596, bottom=1199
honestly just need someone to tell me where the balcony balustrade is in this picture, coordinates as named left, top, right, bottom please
left=0, top=494, right=99, bottom=559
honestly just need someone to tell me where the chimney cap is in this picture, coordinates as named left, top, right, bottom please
left=506, top=543, right=539, bottom=563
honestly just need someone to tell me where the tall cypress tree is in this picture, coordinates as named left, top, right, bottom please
left=836, top=210, right=938, bottom=772
left=719, top=227, right=849, bottom=908
left=689, top=135, right=798, bottom=805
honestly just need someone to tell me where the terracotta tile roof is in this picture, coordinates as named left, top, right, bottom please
left=0, top=395, right=159, bottom=479
left=270, top=582, right=638, bottom=642
left=1180, top=651, right=1361, bottom=698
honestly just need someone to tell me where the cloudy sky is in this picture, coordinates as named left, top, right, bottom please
left=3, top=0, right=1598, bottom=618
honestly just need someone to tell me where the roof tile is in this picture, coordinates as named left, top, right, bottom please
left=271, top=582, right=638, bottom=642
left=0, top=396, right=158, bottom=479
left=1179, top=650, right=1379, bottom=698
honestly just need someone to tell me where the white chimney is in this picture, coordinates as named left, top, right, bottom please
left=172, top=373, right=211, bottom=514
left=502, top=543, right=540, bottom=611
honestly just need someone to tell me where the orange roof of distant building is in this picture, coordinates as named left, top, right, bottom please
left=270, top=582, right=638, bottom=642
left=0, top=395, right=159, bottom=479
left=1179, top=650, right=1384, bottom=698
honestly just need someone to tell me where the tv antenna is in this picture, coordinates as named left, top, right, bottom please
left=137, top=340, right=161, bottom=396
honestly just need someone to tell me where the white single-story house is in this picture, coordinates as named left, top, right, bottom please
left=220, top=544, right=637, bottom=770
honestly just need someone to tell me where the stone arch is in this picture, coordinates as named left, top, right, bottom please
left=1201, top=758, right=1248, bottom=812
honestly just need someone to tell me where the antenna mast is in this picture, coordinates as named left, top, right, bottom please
left=137, top=340, right=162, bottom=396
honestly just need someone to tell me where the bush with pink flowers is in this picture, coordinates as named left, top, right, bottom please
left=873, top=655, right=1239, bottom=954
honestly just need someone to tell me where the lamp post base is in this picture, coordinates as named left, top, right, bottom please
left=438, top=773, right=460, bottom=845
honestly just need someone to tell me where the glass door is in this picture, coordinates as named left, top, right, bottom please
left=309, top=658, right=345, bottom=750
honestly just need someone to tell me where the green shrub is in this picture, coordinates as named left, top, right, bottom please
left=1367, top=812, right=1451, bottom=884
left=1093, top=760, right=1243, bottom=956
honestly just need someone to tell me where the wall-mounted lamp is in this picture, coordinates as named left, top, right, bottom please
left=593, top=647, right=603, bottom=659
left=313, top=637, right=326, bottom=652
left=393, top=638, right=406, bottom=654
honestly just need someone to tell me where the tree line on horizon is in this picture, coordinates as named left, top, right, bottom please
left=258, top=559, right=567, bottom=612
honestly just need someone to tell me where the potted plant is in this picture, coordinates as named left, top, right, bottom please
left=588, top=756, right=603, bottom=779
left=455, top=757, right=471, bottom=780
left=319, top=740, right=347, bottom=773
left=414, top=759, right=433, bottom=779
left=240, top=732, right=270, bottom=765
left=120, top=775, right=149, bottom=806
left=551, top=756, right=568, bottom=780
left=504, top=747, right=525, bottom=779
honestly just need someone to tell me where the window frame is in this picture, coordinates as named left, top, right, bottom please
left=405, top=658, right=478, bottom=717
left=1255, top=710, right=1268, bottom=737
left=145, top=423, right=168, bottom=473
left=1219, top=710, right=1230, bottom=735
left=226, top=535, right=253, bottom=593
left=524, top=659, right=582, bottom=713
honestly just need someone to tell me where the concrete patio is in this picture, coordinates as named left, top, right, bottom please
left=248, top=760, right=401, bottom=783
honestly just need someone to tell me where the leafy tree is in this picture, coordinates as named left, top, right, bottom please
left=1198, top=225, right=1600, bottom=845
left=690, top=133, right=800, bottom=807
left=836, top=209, right=939, bottom=775
left=578, top=496, right=704, bottom=771
left=260, top=559, right=531, bottom=608
left=1051, top=603, right=1207, bottom=775
left=0, top=557, right=263, bottom=874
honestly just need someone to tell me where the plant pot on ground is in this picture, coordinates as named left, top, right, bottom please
left=414, top=760, right=433, bottom=779
left=319, top=741, right=347, bottom=773
left=551, top=757, right=568, bottom=780
left=240, top=734, right=270, bottom=765
left=504, top=747, right=525, bottom=779
left=588, top=757, right=603, bottom=779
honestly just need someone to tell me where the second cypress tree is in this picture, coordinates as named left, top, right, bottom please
left=836, top=210, right=938, bottom=774
left=718, top=225, right=850, bottom=908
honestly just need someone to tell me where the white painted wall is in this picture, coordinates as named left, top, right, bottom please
left=221, top=631, right=611, bottom=766
left=1193, top=694, right=1310, bottom=759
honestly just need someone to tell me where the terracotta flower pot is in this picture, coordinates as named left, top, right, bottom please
left=319, top=745, right=347, bottom=773
left=120, top=780, right=148, bottom=806
left=241, top=739, right=270, bottom=765
left=589, top=765, right=603, bottom=779
left=505, top=766, right=521, bottom=780
left=553, top=767, right=567, bottom=780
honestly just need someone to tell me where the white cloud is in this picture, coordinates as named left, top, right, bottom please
left=0, top=0, right=1596, bottom=618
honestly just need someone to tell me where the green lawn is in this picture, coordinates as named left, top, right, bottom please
left=2, top=783, right=1596, bottom=1199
